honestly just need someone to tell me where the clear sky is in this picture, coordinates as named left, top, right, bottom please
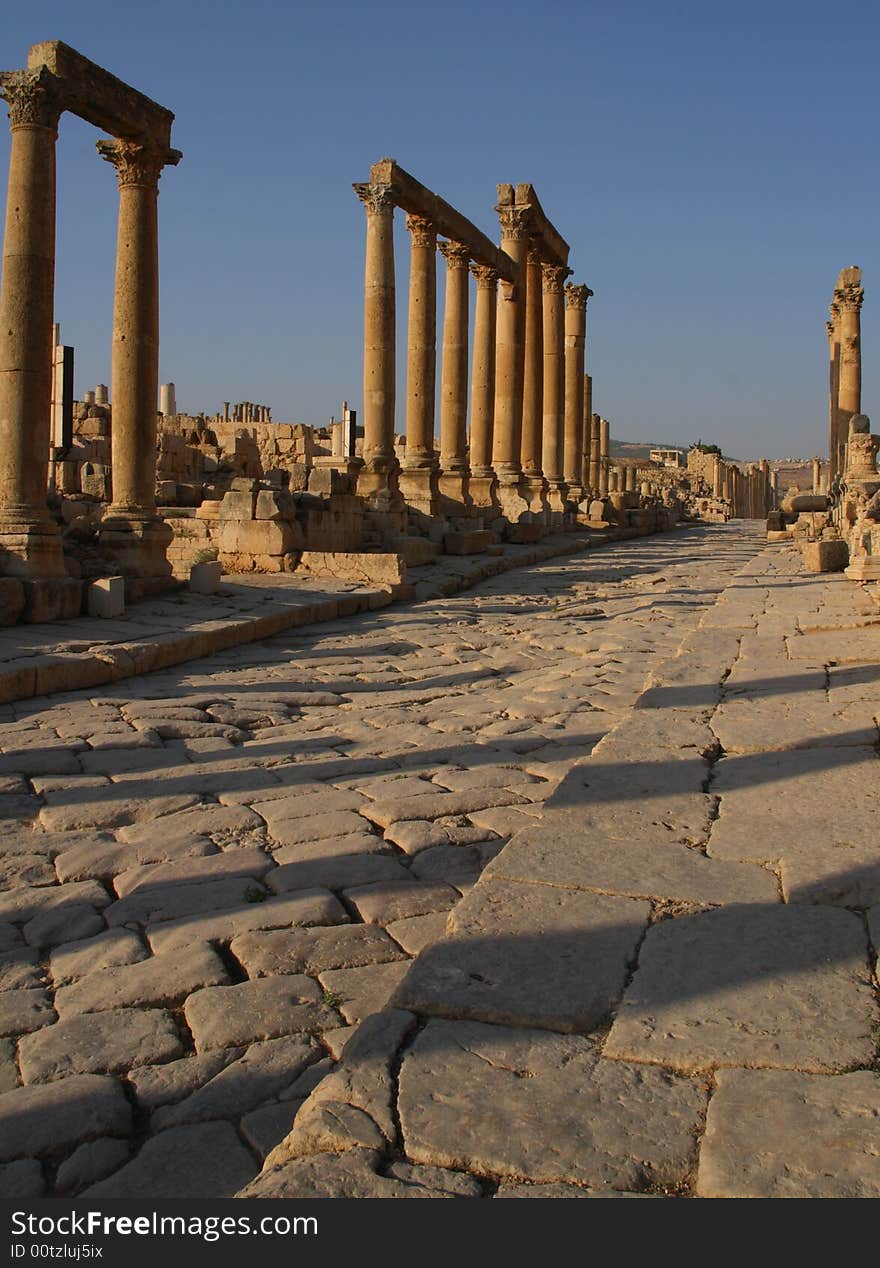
left=2, top=0, right=877, bottom=460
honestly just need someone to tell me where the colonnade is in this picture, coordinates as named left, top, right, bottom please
left=0, top=43, right=181, bottom=614
left=354, top=161, right=598, bottom=528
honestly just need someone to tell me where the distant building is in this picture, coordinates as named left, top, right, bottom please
left=649, top=448, right=685, bottom=469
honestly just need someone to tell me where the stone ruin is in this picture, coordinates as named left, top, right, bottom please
left=0, top=43, right=770, bottom=628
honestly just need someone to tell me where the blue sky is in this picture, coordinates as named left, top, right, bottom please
left=2, top=0, right=877, bottom=460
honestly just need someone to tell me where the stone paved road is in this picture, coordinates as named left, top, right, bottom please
left=5, top=524, right=870, bottom=1199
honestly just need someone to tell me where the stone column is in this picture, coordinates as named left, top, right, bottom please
left=589, top=412, right=601, bottom=494
left=541, top=264, right=568, bottom=521
left=493, top=206, right=529, bottom=521
left=563, top=283, right=590, bottom=504
left=353, top=183, right=399, bottom=507
left=520, top=247, right=546, bottom=513
left=835, top=267, right=863, bottom=476
left=598, top=417, right=610, bottom=495
left=827, top=309, right=841, bottom=477
left=0, top=67, right=72, bottom=603
left=399, top=213, right=439, bottom=516
left=97, top=137, right=180, bottom=587
left=811, top=456, right=821, bottom=495
left=712, top=454, right=722, bottom=498
left=581, top=374, right=592, bottom=496
left=468, top=262, right=498, bottom=511
left=95, top=384, right=109, bottom=406
left=437, top=239, right=471, bottom=515
left=159, top=382, right=176, bottom=416
left=769, top=469, right=779, bottom=510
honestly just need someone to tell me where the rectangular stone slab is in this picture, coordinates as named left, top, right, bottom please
left=398, top=1018, right=706, bottom=1190
left=394, top=877, right=649, bottom=1033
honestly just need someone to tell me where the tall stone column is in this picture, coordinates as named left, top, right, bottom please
left=493, top=206, right=529, bottom=522
left=541, top=264, right=568, bottom=520
left=769, top=469, right=779, bottom=510
left=712, top=454, right=722, bottom=498
left=563, top=283, right=590, bottom=503
left=353, top=183, right=399, bottom=508
left=98, top=137, right=180, bottom=587
left=520, top=247, right=546, bottom=513
left=581, top=374, right=592, bottom=495
left=812, top=456, right=821, bottom=494
left=589, top=412, right=601, bottom=494
left=0, top=67, right=72, bottom=603
left=827, top=309, right=841, bottom=477
left=834, top=267, right=863, bottom=477
left=468, top=262, right=498, bottom=512
left=399, top=213, right=439, bottom=517
left=598, top=417, right=610, bottom=495
left=438, top=239, right=471, bottom=515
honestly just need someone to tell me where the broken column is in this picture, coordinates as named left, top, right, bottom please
left=159, top=381, right=176, bottom=416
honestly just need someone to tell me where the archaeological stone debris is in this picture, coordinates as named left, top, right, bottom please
left=0, top=37, right=876, bottom=1207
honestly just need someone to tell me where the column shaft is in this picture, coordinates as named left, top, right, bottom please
left=404, top=214, right=437, bottom=465
left=469, top=265, right=497, bottom=476
left=541, top=266, right=567, bottom=500
left=835, top=269, right=863, bottom=471
left=355, top=183, right=396, bottom=474
left=439, top=241, right=469, bottom=473
left=563, top=283, right=589, bottom=491
left=492, top=209, right=528, bottom=480
left=581, top=374, right=592, bottom=491
left=599, top=417, right=610, bottom=495
left=589, top=413, right=601, bottom=493
left=521, top=251, right=544, bottom=477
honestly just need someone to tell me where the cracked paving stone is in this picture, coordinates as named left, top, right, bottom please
left=398, top=1018, right=706, bottom=1190
left=146, top=889, right=347, bottom=956
left=53, top=943, right=229, bottom=1016
left=49, top=929, right=149, bottom=986
left=239, top=1146, right=470, bottom=1198
left=184, top=976, right=339, bottom=1051
left=83, top=1122, right=257, bottom=1199
left=18, top=1008, right=184, bottom=1083
left=696, top=1068, right=880, bottom=1197
left=395, top=877, right=649, bottom=1032
left=128, top=1050, right=243, bottom=1111
left=605, top=904, right=875, bottom=1073
left=231, top=923, right=404, bottom=978
left=318, top=960, right=413, bottom=1024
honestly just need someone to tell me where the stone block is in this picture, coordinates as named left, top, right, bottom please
left=0, top=579, right=24, bottom=627
left=218, top=519, right=301, bottom=556
left=218, top=490, right=256, bottom=521
left=443, top=529, right=495, bottom=555
left=86, top=576, right=125, bottom=619
left=298, top=551, right=406, bottom=585
left=0, top=1074, right=130, bottom=1162
left=505, top=523, right=544, bottom=544
left=21, top=578, right=82, bottom=623
left=254, top=490, right=294, bottom=521
left=188, top=560, right=222, bottom=594
left=800, top=539, right=848, bottom=573
left=83, top=1122, right=256, bottom=1198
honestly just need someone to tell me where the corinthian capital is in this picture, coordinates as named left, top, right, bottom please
left=541, top=264, right=572, bottom=294
left=439, top=240, right=469, bottom=268
left=98, top=138, right=181, bottom=189
left=834, top=282, right=864, bottom=312
left=496, top=205, right=530, bottom=242
left=469, top=261, right=498, bottom=288
left=405, top=213, right=436, bottom=247
left=0, top=67, right=64, bottom=131
left=354, top=182, right=395, bottom=215
left=564, top=282, right=593, bottom=310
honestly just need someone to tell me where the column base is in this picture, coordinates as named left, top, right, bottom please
left=495, top=474, right=532, bottom=526
left=399, top=465, right=441, bottom=519
left=356, top=460, right=405, bottom=515
left=0, top=517, right=67, bottom=580
left=437, top=470, right=473, bottom=518
left=545, top=479, right=568, bottom=527
left=844, top=556, right=880, bottom=581
left=99, top=512, right=173, bottom=583
left=520, top=474, right=549, bottom=519
left=468, top=472, right=499, bottom=514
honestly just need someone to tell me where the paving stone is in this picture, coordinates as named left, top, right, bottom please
left=0, top=1074, right=131, bottom=1161
left=267, top=853, right=409, bottom=895
left=0, top=853, right=56, bottom=887
left=696, top=1069, right=880, bottom=1197
left=359, top=787, right=527, bottom=830
left=495, top=1181, right=652, bottom=1197
left=0, top=988, right=55, bottom=1038
left=0, top=948, right=42, bottom=992
left=39, top=790, right=201, bottom=832
left=319, top=961, right=412, bottom=1024
left=104, top=876, right=265, bottom=928
left=398, top=1019, right=706, bottom=1190
left=83, top=1122, right=257, bottom=1198
left=54, top=943, right=228, bottom=1016
left=23, top=904, right=106, bottom=949
left=605, top=905, right=875, bottom=1073
left=0, top=1157, right=45, bottom=1197
left=396, top=878, right=648, bottom=1032
left=240, top=1100, right=303, bottom=1159
left=117, top=802, right=262, bottom=845
left=259, top=809, right=373, bottom=849
left=50, top=929, right=149, bottom=985
left=269, top=1010, right=416, bottom=1161
left=18, top=1008, right=184, bottom=1083
left=185, top=977, right=338, bottom=1051
left=240, top=1146, right=464, bottom=1198
left=0, top=1037, right=19, bottom=1093
left=271, top=831, right=388, bottom=865
left=386, top=911, right=449, bottom=956
left=489, top=822, right=778, bottom=906
left=345, top=880, right=458, bottom=925
left=251, top=789, right=365, bottom=824
left=152, top=1035, right=318, bottom=1130
left=129, top=1050, right=243, bottom=1111
left=55, top=834, right=215, bottom=884
left=55, top=1137, right=131, bottom=1193
left=231, top=924, right=404, bottom=978
left=113, top=847, right=272, bottom=899
left=0, top=879, right=109, bottom=925
left=147, top=889, right=347, bottom=955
